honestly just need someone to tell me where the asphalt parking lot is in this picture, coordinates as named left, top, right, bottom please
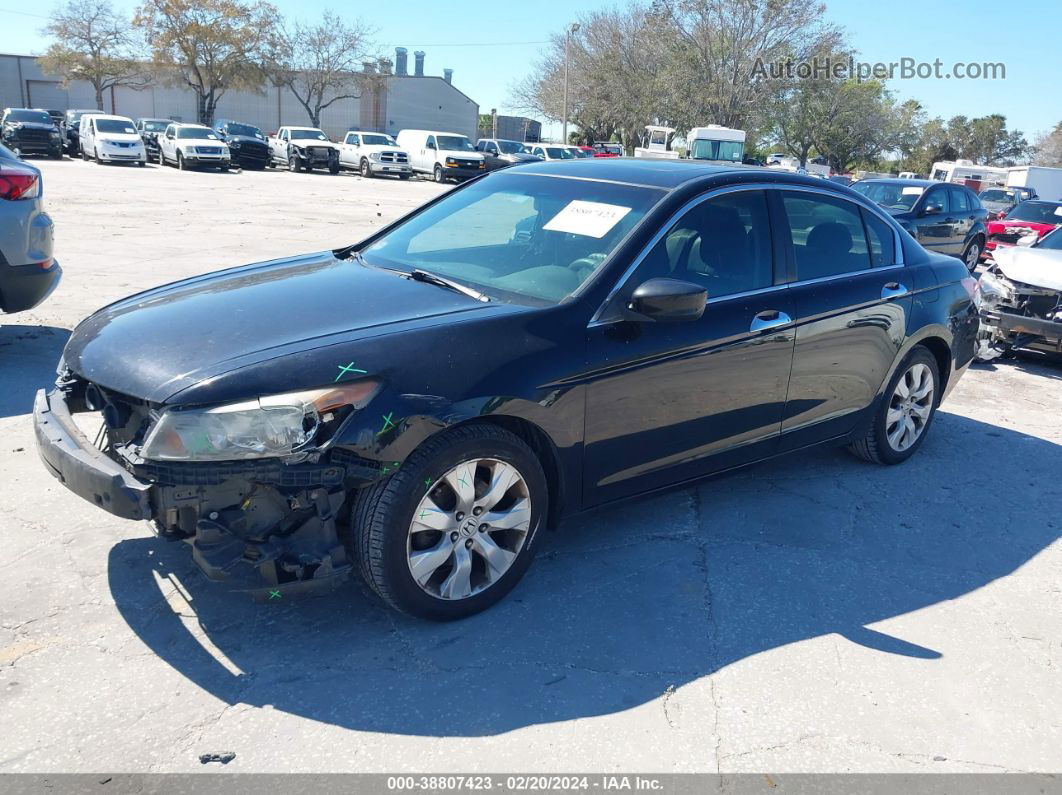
left=1, top=158, right=1060, bottom=773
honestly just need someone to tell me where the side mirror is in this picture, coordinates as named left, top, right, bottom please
left=922, top=202, right=942, bottom=216
left=628, top=278, right=707, bottom=322
left=426, top=141, right=436, bottom=150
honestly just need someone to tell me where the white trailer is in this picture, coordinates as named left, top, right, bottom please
left=930, top=159, right=1007, bottom=192
left=685, top=125, right=745, bottom=164
left=633, top=125, right=680, bottom=159
left=1006, top=165, right=1062, bottom=201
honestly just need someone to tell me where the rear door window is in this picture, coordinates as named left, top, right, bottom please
left=948, top=186, right=971, bottom=212
left=780, top=191, right=874, bottom=279
left=861, top=209, right=897, bottom=267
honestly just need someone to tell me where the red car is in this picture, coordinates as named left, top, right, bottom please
left=984, top=199, right=1062, bottom=260
left=591, top=142, right=623, bottom=158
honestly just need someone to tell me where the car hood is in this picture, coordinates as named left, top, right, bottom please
left=502, top=152, right=540, bottom=163
left=292, top=139, right=339, bottom=149
left=7, top=121, right=55, bottom=132
left=359, top=144, right=405, bottom=155
left=179, top=138, right=227, bottom=147
left=228, top=134, right=267, bottom=145
left=441, top=149, right=483, bottom=160
left=98, top=133, right=143, bottom=144
left=63, top=252, right=501, bottom=403
left=993, top=246, right=1062, bottom=291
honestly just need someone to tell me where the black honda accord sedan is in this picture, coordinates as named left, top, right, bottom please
left=34, top=160, right=978, bottom=619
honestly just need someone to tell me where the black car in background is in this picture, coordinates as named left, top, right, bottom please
left=851, top=178, right=988, bottom=270
left=35, top=160, right=978, bottom=620
left=134, top=118, right=172, bottom=161
left=212, top=119, right=270, bottom=169
left=1, top=108, right=63, bottom=159
left=474, top=138, right=541, bottom=171
left=61, top=109, right=99, bottom=155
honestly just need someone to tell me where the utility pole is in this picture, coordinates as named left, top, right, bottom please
left=562, top=22, right=579, bottom=144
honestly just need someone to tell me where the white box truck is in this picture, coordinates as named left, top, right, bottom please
left=1006, top=165, right=1062, bottom=201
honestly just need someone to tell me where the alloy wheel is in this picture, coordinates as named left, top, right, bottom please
left=965, top=242, right=981, bottom=270
left=886, top=362, right=934, bottom=452
left=406, top=458, right=532, bottom=601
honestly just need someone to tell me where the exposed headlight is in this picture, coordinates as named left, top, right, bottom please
left=976, top=271, right=1012, bottom=310
left=368, top=151, right=382, bottom=161
left=141, top=382, right=379, bottom=462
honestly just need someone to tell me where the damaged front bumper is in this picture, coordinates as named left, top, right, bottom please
left=976, top=272, right=1062, bottom=360
left=33, top=386, right=381, bottom=599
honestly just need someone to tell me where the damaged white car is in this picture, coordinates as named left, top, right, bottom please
left=976, top=226, right=1062, bottom=360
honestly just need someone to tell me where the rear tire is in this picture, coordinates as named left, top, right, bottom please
left=849, top=346, right=941, bottom=465
left=352, top=424, right=547, bottom=620
left=962, top=237, right=983, bottom=271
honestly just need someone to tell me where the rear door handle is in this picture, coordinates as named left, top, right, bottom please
left=881, top=282, right=909, bottom=300
left=750, top=310, right=792, bottom=333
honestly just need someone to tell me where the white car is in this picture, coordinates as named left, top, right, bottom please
left=269, top=127, right=341, bottom=173
left=78, top=114, right=146, bottom=166
left=395, top=129, right=485, bottom=182
left=158, top=123, right=231, bottom=171
left=976, top=227, right=1062, bottom=360
left=339, top=131, right=411, bottom=179
left=527, top=144, right=576, bottom=161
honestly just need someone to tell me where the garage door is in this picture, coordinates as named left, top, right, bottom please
left=26, top=81, right=69, bottom=110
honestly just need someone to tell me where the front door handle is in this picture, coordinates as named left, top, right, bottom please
left=750, top=310, right=792, bottom=333
left=881, top=282, right=909, bottom=300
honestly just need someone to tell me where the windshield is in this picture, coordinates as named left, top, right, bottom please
left=140, top=120, right=169, bottom=132
left=1035, top=227, right=1062, bottom=250
left=979, top=189, right=1016, bottom=203
left=96, top=119, right=136, bottom=134
left=851, top=181, right=924, bottom=211
left=1003, top=201, right=1062, bottom=225
left=358, top=134, right=394, bottom=146
left=545, top=147, right=575, bottom=159
left=226, top=122, right=263, bottom=138
left=361, top=172, right=664, bottom=304
left=437, top=135, right=474, bottom=152
left=177, top=127, right=217, bottom=139
left=7, top=110, right=52, bottom=124
left=689, top=139, right=743, bottom=162
left=291, top=129, right=328, bottom=141
left=571, top=148, right=592, bottom=158
left=497, top=140, right=529, bottom=154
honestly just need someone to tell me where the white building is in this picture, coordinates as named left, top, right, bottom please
left=0, top=48, right=479, bottom=141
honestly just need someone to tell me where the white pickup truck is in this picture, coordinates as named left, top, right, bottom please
left=338, top=131, right=412, bottom=179
left=269, top=126, right=340, bottom=174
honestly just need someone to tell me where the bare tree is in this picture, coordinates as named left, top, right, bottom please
left=135, top=0, right=279, bottom=125
left=38, top=0, right=150, bottom=110
left=272, top=11, right=375, bottom=128
left=1033, top=122, right=1062, bottom=168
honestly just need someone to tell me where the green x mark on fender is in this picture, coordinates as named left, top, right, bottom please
left=376, top=412, right=397, bottom=436
left=268, top=589, right=282, bottom=600
left=335, top=362, right=367, bottom=382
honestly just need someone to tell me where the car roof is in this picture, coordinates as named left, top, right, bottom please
left=285, top=126, right=324, bottom=131
left=86, top=114, right=134, bottom=122
left=509, top=157, right=845, bottom=190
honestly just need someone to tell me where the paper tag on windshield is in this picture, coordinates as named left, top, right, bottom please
left=544, top=201, right=632, bottom=238
left=901, top=186, right=924, bottom=195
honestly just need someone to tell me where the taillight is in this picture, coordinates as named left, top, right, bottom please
left=0, top=163, right=40, bottom=200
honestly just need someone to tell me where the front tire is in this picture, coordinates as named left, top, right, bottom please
left=360, top=158, right=373, bottom=178
left=288, top=153, right=301, bottom=172
left=177, top=152, right=187, bottom=170
left=434, top=164, right=445, bottom=183
left=352, top=424, right=547, bottom=620
left=849, top=346, right=940, bottom=465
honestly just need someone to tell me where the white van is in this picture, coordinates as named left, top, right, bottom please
left=395, top=129, right=485, bottom=182
left=78, top=114, right=146, bottom=165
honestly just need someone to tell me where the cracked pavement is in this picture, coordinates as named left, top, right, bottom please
left=1, top=160, right=1060, bottom=772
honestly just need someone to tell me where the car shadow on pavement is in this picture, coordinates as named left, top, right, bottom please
left=107, top=410, right=1062, bottom=737
left=0, top=324, right=69, bottom=419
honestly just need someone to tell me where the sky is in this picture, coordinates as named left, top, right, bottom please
left=1, top=0, right=1059, bottom=143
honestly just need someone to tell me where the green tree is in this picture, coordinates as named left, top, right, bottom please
left=135, top=0, right=279, bottom=125
left=38, top=0, right=149, bottom=110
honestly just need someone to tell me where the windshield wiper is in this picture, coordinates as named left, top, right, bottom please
left=410, top=269, right=490, bottom=302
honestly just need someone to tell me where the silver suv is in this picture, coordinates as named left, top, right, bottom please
left=0, top=143, right=60, bottom=316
